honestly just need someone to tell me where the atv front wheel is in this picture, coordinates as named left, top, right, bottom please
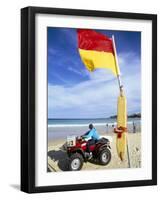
left=69, top=153, right=84, bottom=171
left=99, top=148, right=111, bottom=165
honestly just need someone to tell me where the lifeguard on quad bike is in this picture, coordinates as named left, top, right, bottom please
left=66, top=124, right=111, bottom=171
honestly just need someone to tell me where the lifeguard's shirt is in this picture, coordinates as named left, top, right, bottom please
left=83, top=128, right=100, bottom=141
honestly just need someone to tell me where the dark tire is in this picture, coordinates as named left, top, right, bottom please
left=69, top=153, right=84, bottom=171
left=99, top=148, right=111, bottom=165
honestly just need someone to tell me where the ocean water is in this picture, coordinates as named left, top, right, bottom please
left=48, top=118, right=116, bottom=127
left=48, top=118, right=141, bottom=140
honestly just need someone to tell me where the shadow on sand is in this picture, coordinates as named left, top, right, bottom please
left=87, top=158, right=102, bottom=166
left=48, top=150, right=69, bottom=171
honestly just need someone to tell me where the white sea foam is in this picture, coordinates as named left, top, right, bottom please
left=48, top=122, right=112, bottom=128
left=48, top=121, right=136, bottom=128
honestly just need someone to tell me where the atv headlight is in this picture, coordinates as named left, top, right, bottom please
left=67, top=135, right=76, bottom=147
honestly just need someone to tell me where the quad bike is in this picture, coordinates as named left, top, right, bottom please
left=66, top=135, right=111, bottom=171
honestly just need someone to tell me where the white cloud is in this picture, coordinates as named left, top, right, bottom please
left=88, top=69, right=115, bottom=82
left=67, top=66, right=88, bottom=77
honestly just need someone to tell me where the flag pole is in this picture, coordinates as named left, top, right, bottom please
left=112, top=35, right=122, bottom=91
left=112, top=35, right=131, bottom=168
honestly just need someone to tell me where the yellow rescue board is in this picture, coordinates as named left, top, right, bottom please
left=116, top=94, right=127, bottom=160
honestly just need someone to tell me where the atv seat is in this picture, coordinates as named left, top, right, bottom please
left=96, top=137, right=109, bottom=144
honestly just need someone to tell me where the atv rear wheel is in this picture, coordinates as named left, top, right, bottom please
left=99, top=148, right=111, bottom=165
left=69, top=153, right=84, bottom=171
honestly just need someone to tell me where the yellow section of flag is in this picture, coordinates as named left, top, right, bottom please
left=79, top=49, right=119, bottom=76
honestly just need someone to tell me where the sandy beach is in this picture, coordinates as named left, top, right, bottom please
left=48, top=132, right=141, bottom=172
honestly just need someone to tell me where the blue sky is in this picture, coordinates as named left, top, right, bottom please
left=48, top=27, right=141, bottom=119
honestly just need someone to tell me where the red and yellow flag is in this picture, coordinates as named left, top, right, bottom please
left=77, top=29, right=119, bottom=76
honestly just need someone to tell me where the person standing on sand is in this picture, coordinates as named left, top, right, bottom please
left=106, top=123, right=109, bottom=133
left=133, top=121, right=136, bottom=133
left=82, top=124, right=100, bottom=157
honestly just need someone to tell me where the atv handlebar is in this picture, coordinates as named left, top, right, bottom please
left=77, top=136, right=86, bottom=141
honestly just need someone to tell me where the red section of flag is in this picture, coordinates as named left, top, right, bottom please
left=77, top=29, right=114, bottom=54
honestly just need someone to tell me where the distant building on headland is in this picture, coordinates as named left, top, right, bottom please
left=109, top=113, right=141, bottom=119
